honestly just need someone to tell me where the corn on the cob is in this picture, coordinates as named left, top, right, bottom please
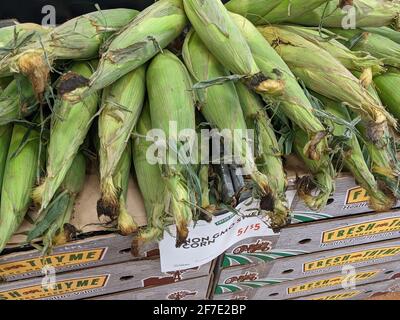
left=63, top=0, right=187, bottom=103
left=32, top=61, right=98, bottom=213
left=225, top=0, right=282, bottom=24
left=0, top=123, right=40, bottom=253
left=0, top=23, right=49, bottom=78
left=4, top=9, right=138, bottom=99
left=132, top=104, right=169, bottom=244
left=183, top=30, right=289, bottom=227
left=374, top=70, right=400, bottom=121
left=316, top=93, right=395, bottom=211
left=285, top=0, right=400, bottom=29
left=293, top=126, right=336, bottom=211
left=230, top=13, right=328, bottom=161
left=235, top=81, right=290, bottom=226
left=331, top=28, right=400, bottom=69
left=0, top=124, right=13, bottom=192
left=27, top=151, right=86, bottom=249
left=362, top=27, right=400, bottom=44
left=0, top=76, right=37, bottom=125
left=183, top=0, right=282, bottom=94
left=147, top=50, right=196, bottom=246
left=258, top=25, right=396, bottom=145
left=281, top=26, right=384, bottom=79
left=97, top=65, right=146, bottom=221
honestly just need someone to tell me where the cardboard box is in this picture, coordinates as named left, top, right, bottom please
left=215, top=238, right=400, bottom=292
left=219, top=209, right=400, bottom=270
left=89, top=275, right=212, bottom=300
left=212, top=260, right=400, bottom=300
left=0, top=258, right=214, bottom=300
left=294, top=278, right=400, bottom=300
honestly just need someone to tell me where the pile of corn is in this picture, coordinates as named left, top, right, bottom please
left=1, top=0, right=400, bottom=254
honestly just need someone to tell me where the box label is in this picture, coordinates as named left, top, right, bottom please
left=310, top=291, right=362, bottom=300
left=345, top=187, right=369, bottom=205
left=287, top=271, right=379, bottom=294
left=322, top=217, right=400, bottom=243
left=0, top=275, right=109, bottom=300
left=0, top=248, right=106, bottom=277
left=304, top=246, right=400, bottom=271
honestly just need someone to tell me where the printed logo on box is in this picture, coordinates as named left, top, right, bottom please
left=345, top=186, right=369, bottom=205
left=322, top=217, right=400, bottom=243
left=0, top=248, right=107, bottom=277
left=224, top=272, right=259, bottom=284
left=303, top=246, right=400, bottom=271
left=0, top=275, right=109, bottom=300
left=287, top=271, right=380, bottom=294
left=167, top=290, right=198, bottom=300
left=310, top=290, right=362, bottom=300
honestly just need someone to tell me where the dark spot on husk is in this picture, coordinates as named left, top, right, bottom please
left=97, top=198, right=119, bottom=222
left=260, top=194, right=275, bottom=212
left=63, top=223, right=77, bottom=241
left=58, top=71, right=89, bottom=96
left=366, top=120, right=386, bottom=146
left=247, top=72, right=269, bottom=90
left=339, top=0, right=353, bottom=8
left=307, top=131, right=327, bottom=161
left=272, top=68, right=283, bottom=77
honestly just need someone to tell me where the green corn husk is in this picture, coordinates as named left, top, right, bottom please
left=293, top=126, right=336, bottom=211
left=63, top=0, right=187, bottom=103
left=183, top=0, right=282, bottom=94
left=4, top=9, right=138, bottom=99
left=0, top=23, right=49, bottom=78
left=317, top=93, right=395, bottom=211
left=147, top=50, right=196, bottom=246
left=280, top=26, right=384, bottom=80
left=235, top=82, right=290, bottom=226
left=0, top=76, right=37, bottom=126
left=133, top=105, right=168, bottom=244
left=258, top=25, right=396, bottom=145
left=0, top=77, right=12, bottom=91
left=183, top=30, right=289, bottom=227
left=331, top=28, right=400, bottom=69
left=225, top=0, right=282, bottom=24
left=32, top=61, right=98, bottom=213
left=230, top=13, right=328, bottom=161
left=285, top=0, right=400, bottom=29
left=362, top=27, right=400, bottom=44
left=0, top=124, right=13, bottom=192
left=27, top=152, right=86, bottom=250
left=0, top=124, right=40, bottom=253
left=114, top=141, right=137, bottom=236
left=374, top=70, right=400, bottom=121
left=97, top=66, right=146, bottom=221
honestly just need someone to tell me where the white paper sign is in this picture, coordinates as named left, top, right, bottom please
left=159, top=198, right=278, bottom=272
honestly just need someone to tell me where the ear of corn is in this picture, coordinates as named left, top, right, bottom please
left=362, top=26, right=400, bottom=44
left=33, top=61, right=98, bottom=213
left=0, top=124, right=13, bottom=193
left=225, top=0, right=282, bottom=24
left=316, top=93, right=395, bottom=211
left=63, top=0, right=187, bottom=103
left=132, top=104, right=168, bottom=244
left=4, top=10, right=138, bottom=99
left=0, top=76, right=37, bottom=126
left=258, top=25, right=396, bottom=145
left=235, top=81, right=290, bottom=226
left=147, top=50, right=196, bottom=246
left=285, top=0, right=400, bottom=29
left=230, top=13, right=328, bottom=161
left=331, top=28, right=400, bottom=69
left=183, top=30, right=289, bottom=227
left=281, top=26, right=384, bottom=77
left=374, top=70, right=400, bottom=121
left=293, top=126, right=336, bottom=211
left=97, top=65, right=146, bottom=221
left=183, top=0, right=280, bottom=94
left=0, top=123, right=40, bottom=253
left=27, top=151, right=86, bottom=249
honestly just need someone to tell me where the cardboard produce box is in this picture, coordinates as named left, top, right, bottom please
left=89, top=275, right=213, bottom=300
left=212, top=259, right=400, bottom=300
left=0, top=257, right=214, bottom=300
left=215, top=238, right=400, bottom=293
left=295, top=278, right=400, bottom=300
